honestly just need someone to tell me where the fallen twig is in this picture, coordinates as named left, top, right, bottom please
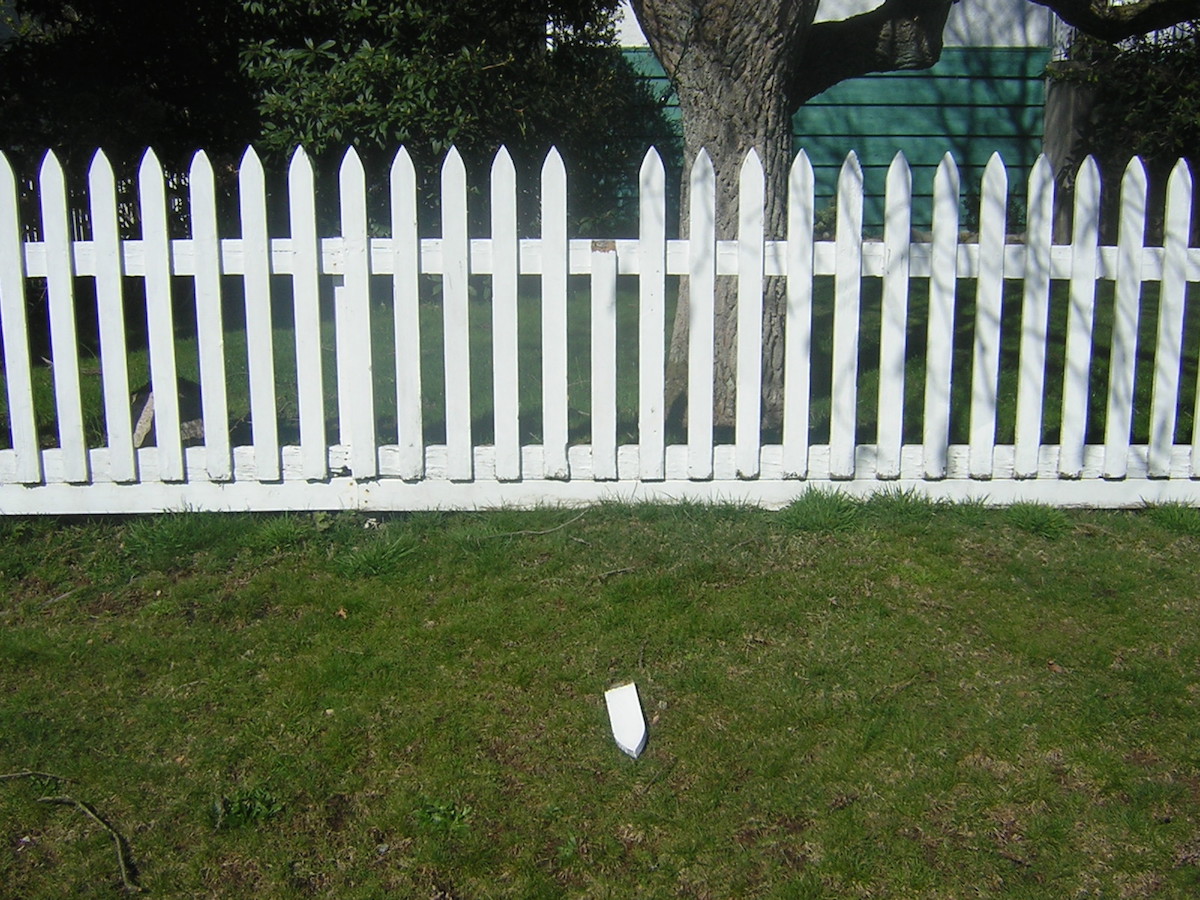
left=37, top=794, right=143, bottom=893
left=478, top=510, right=587, bottom=540
left=0, top=770, right=73, bottom=783
left=595, top=566, right=638, bottom=582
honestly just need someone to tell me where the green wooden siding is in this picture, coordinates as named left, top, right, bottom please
left=625, top=47, right=1050, bottom=230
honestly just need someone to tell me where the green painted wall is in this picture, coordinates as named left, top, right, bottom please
left=626, top=47, right=1051, bottom=230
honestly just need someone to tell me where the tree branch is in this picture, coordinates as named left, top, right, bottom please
left=1030, top=0, right=1200, bottom=43
left=790, top=0, right=953, bottom=106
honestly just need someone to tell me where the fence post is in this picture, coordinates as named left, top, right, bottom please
left=1014, top=155, right=1053, bottom=479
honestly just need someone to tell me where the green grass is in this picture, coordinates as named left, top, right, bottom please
left=3, top=502, right=1200, bottom=897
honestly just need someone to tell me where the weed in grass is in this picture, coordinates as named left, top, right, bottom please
left=212, top=785, right=285, bottom=830
left=944, top=496, right=992, bottom=528
left=1005, top=502, right=1071, bottom=539
left=779, top=489, right=860, bottom=533
left=330, top=535, right=417, bottom=578
left=246, top=514, right=313, bottom=552
left=416, top=799, right=473, bottom=835
left=860, top=488, right=940, bottom=530
left=122, top=512, right=252, bottom=572
left=1141, top=501, right=1200, bottom=537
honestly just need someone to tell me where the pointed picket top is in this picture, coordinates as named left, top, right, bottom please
left=1022, top=154, right=1051, bottom=213
left=1073, top=155, right=1102, bottom=241
left=541, top=144, right=565, bottom=182
left=139, top=147, right=165, bottom=184
left=790, top=147, right=814, bottom=193
left=691, top=146, right=714, bottom=185
left=39, top=148, right=64, bottom=178
left=492, top=144, right=515, bottom=180
left=387, top=146, right=413, bottom=200
left=89, top=148, right=115, bottom=184
left=289, top=144, right=313, bottom=180
left=741, top=145, right=763, bottom=180
left=1121, top=155, right=1149, bottom=195
left=442, top=144, right=466, bottom=182
left=982, top=151, right=1007, bottom=198
left=340, top=144, right=365, bottom=187
left=838, top=149, right=862, bottom=183
left=640, top=146, right=664, bottom=186
left=1167, top=156, right=1193, bottom=197
left=240, top=144, right=264, bottom=176
left=188, top=148, right=212, bottom=185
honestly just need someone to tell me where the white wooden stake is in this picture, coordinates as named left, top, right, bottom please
left=605, top=682, right=647, bottom=759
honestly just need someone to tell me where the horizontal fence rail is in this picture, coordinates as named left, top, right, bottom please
left=0, top=145, right=1198, bottom=513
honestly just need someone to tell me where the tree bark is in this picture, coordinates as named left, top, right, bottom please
left=631, top=0, right=816, bottom=429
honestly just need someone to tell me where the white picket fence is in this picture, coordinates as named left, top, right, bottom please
left=0, top=144, right=1198, bottom=513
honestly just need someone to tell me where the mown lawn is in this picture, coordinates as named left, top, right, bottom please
left=3, top=496, right=1200, bottom=897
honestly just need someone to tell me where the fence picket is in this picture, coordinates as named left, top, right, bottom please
left=139, top=149, right=184, bottom=481
left=968, top=154, right=1007, bottom=479
left=1014, top=156, right=1054, bottom=478
left=830, top=152, right=863, bottom=479
left=591, top=244, right=618, bottom=479
left=639, top=148, right=666, bottom=481
left=1148, top=160, right=1191, bottom=477
left=89, top=151, right=136, bottom=483
left=287, top=147, right=327, bottom=481
left=923, top=153, right=959, bottom=479
left=541, top=148, right=569, bottom=480
left=188, top=152, right=231, bottom=482
left=390, top=148, right=422, bottom=480
left=337, top=147, right=378, bottom=478
left=782, top=151, right=814, bottom=479
left=0, top=152, right=40, bottom=482
left=1059, top=157, right=1101, bottom=478
left=877, top=152, right=911, bottom=479
left=491, top=147, right=520, bottom=481
left=688, top=150, right=716, bottom=479
left=1103, top=158, right=1149, bottom=479
left=737, top=149, right=765, bottom=478
left=239, top=148, right=280, bottom=481
left=40, top=153, right=88, bottom=482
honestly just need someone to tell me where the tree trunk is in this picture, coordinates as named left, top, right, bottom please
left=635, top=0, right=815, bottom=430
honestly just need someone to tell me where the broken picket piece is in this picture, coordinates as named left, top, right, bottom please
left=605, top=681, right=647, bottom=759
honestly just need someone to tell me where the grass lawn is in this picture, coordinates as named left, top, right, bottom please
left=3, top=496, right=1200, bottom=897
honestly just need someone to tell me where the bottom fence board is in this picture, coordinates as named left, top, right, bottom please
left=1, top=441, right=1199, bottom=513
